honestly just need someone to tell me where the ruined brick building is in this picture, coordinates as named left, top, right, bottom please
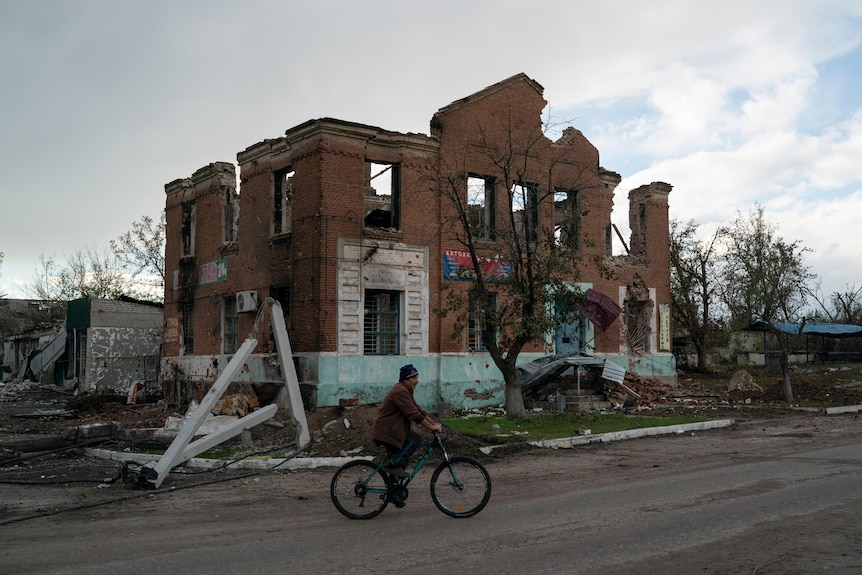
left=162, top=73, right=675, bottom=410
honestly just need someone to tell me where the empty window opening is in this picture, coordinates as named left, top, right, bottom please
left=182, top=303, right=194, bottom=355
left=512, top=181, right=539, bottom=244
left=467, top=175, right=496, bottom=239
left=468, top=291, right=498, bottom=352
left=364, top=161, right=401, bottom=230
left=181, top=201, right=195, bottom=257
left=223, top=188, right=237, bottom=243
left=222, top=296, right=238, bottom=354
left=625, top=299, right=650, bottom=353
left=271, top=286, right=291, bottom=331
left=273, top=168, right=294, bottom=235
left=553, top=188, right=579, bottom=250
left=364, top=289, right=400, bottom=355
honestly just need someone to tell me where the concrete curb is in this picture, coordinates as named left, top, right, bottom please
left=84, top=447, right=372, bottom=471
left=89, top=404, right=862, bottom=468
left=481, top=419, right=737, bottom=453
left=825, top=404, right=862, bottom=415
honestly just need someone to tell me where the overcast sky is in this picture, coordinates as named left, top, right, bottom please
left=1, top=0, right=861, bottom=307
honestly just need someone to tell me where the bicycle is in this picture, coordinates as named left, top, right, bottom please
left=330, top=431, right=492, bottom=519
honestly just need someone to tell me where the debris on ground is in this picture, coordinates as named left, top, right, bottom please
left=2, top=364, right=862, bottom=464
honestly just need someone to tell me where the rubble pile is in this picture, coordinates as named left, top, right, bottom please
left=605, top=372, right=678, bottom=410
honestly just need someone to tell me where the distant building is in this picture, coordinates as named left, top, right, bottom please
left=1, top=299, right=64, bottom=384
left=64, top=297, right=163, bottom=394
left=161, top=73, right=675, bottom=410
left=1, top=297, right=162, bottom=395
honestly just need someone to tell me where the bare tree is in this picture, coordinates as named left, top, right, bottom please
left=719, top=204, right=815, bottom=401
left=432, top=116, right=592, bottom=418
left=110, top=213, right=166, bottom=301
left=28, top=246, right=127, bottom=301
left=669, top=218, right=723, bottom=370
left=829, top=285, right=862, bottom=324
left=809, top=283, right=862, bottom=324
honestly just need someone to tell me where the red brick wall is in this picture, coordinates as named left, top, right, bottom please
left=163, top=75, right=672, bottom=360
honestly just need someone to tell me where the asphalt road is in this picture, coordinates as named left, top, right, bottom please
left=2, top=413, right=862, bottom=574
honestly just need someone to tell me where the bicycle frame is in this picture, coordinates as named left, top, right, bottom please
left=374, top=433, right=449, bottom=484
left=331, top=431, right=491, bottom=519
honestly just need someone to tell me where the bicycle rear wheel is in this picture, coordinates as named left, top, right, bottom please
left=330, top=460, right=390, bottom=519
left=430, top=456, right=491, bottom=518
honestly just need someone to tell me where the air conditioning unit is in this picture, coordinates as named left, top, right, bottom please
left=236, top=290, right=259, bottom=313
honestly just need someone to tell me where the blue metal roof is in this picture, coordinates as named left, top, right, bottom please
left=775, top=322, right=862, bottom=338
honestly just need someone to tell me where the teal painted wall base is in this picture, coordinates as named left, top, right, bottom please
left=311, top=353, right=547, bottom=412
left=162, top=350, right=677, bottom=414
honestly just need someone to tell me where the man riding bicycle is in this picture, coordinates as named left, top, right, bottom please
left=371, top=364, right=443, bottom=478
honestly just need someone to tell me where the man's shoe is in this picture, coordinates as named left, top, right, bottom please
left=382, top=464, right=408, bottom=478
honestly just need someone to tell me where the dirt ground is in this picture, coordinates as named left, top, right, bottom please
left=1, top=363, right=861, bottom=511
left=2, top=364, right=862, bottom=574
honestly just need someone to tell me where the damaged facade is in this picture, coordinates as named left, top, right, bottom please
left=162, top=73, right=675, bottom=410
left=1, top=297, right=162, bottom=395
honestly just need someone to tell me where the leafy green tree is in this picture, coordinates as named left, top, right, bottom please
left=669, top=219, right=722, bottom=371
left=719, top=204, right=815, bottom=401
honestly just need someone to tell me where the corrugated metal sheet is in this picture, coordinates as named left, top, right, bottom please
left=519, top=352, right=614, bottom=394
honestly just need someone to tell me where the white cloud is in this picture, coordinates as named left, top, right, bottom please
left=1, top=0, right=861, bottom=304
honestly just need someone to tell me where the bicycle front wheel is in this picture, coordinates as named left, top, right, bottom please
left=430, top=456, right=492, bottom=518
left=330, top=460, right=390, bottom=519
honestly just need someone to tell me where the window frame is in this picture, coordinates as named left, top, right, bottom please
left=182, top=303, right=194, bottom=355
left=222, top=295, right=238, bottom=354
left=181, top=201, right=196, bottom=257
left=625, top=299, right=650, bottom=353
left=363, top=289, right=401, bottom=355
left=364, top=161, right=401, bottom=231
left=553, top=188, right=580, bottom=251
left=273, top=168, right=294, bottom=235
left=468, top=291, right=498, bottom=352
left=223, top=188, right=237, bottom=244
left=512, top=181, right=539, bottom=244
left=467, top=174, right=496, bottom=240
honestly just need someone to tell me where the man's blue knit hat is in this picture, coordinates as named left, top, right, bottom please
left=399, top=364, right=418, bottom=381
